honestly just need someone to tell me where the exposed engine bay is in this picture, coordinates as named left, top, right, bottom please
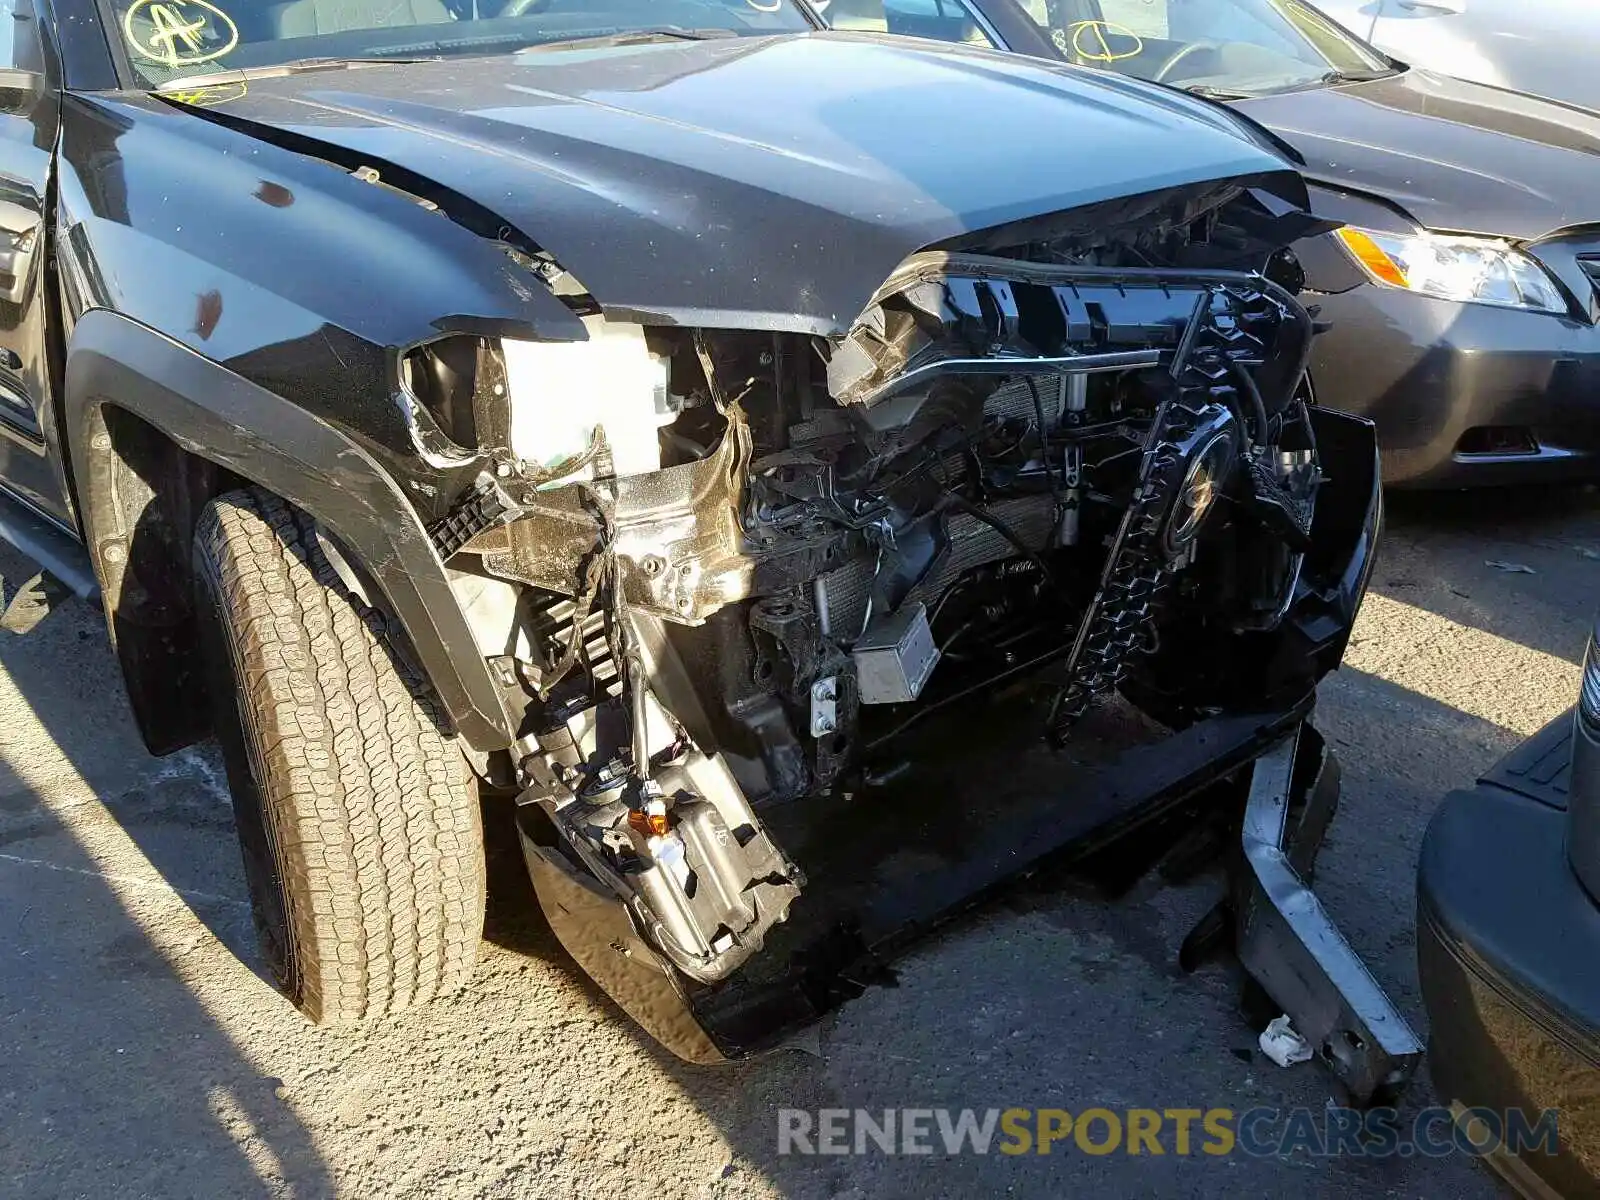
left=416, top=179, right=1348, bottom=1018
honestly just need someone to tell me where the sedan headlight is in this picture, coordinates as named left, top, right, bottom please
left=1334, top=226, right=1568, bottom=314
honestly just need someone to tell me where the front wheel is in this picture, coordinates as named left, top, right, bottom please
left=193, top=488, right=485, bottom=1023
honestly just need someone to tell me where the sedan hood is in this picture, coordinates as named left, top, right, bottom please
left=175, top=32, right=1293, bottom=334
left=1236, top=69, right=1600, bottom=242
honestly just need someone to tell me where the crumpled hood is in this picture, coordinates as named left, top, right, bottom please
left=1236, top=68, right=1600, bottom=242
left=176, top=32, right=1294, bottom=334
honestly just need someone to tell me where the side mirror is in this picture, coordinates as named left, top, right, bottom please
left=0, top=67, right=42, bottom=115
left=3, top=0, right=47, bottom=116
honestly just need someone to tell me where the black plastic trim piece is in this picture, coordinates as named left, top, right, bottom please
left=1482, top=709, right=1573, bottom=812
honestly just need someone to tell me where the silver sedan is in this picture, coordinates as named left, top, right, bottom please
left=1312, top=0, right=1600, bottom=112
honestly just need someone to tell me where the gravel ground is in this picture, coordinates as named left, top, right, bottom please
left=2, top=485, right=1596, bottom=1199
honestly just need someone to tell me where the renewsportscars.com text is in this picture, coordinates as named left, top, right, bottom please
left=777, top=1106, right=1559, bottom=1159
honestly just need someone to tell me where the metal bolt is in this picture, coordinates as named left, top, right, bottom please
left=677, top=596, right=692, bottom=612
left=814, top=716, right=835, bottom=734
left=495, top=462, right=512, bottom=477
left=811, top=679, right=836, bottom=702
left=640, top=555, right=666, bottom=578
left=493, top=383, right=505, bottom=396
left=102, top=543, right=125, bottom=564
left=758, top=350, right=774, bottom=366
left=90, top=433, right=111, bottom=451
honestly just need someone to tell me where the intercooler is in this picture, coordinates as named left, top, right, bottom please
left=812, top=494, right=1057, bottom=640
left=812, top=378, right=1062, bottom=639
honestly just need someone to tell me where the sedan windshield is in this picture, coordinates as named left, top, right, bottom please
left=102, top=0, right=811, bottom=89
left=1015, top=0, right=1392, bottom=94
left=827, top=0, right=1392, bottom=96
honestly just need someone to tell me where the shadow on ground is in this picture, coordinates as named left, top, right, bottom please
left=1377, top=482, right=1600, bottom=662
left=0, top=543, right=332, bottom=1197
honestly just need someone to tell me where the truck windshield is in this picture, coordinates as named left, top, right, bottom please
left=102, top=0, right=813, bottom=89
left=1016, top=0, right=1392, bottom=95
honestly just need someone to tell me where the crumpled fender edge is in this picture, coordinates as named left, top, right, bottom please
left=63, top=308, right=514, bottom=752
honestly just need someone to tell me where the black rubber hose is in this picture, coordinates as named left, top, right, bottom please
left=1025, top=377, right=1063, bottom=500
left=1227, top=358, right=1271, bottom=446
left=941, top=490, right=1059, bottom=593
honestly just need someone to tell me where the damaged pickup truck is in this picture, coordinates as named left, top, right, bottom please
left=0, top=0, right=1411, bottom=1098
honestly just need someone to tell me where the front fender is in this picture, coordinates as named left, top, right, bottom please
left=64, top=309, right=514, bottom=752
left=53, top=90, right=589, bottom=527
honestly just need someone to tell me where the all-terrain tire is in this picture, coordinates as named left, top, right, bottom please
left=193, top=487, right=484, bottom=1024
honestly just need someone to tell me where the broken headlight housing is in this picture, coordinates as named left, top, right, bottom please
left=1335, top=226, right=1568, bottom=314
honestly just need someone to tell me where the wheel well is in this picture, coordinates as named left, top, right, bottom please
left=65, top=311, right=514, bottom=751
left=88, top=404, right=426, bottom=756
left=90, top=404, right=243, bottom=754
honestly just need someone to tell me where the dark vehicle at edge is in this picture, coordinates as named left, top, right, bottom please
left=834, top=0, right=1600, bottom=487
left=1416, top=626, right=1600, bottom=1197
left=0, top=0, right=1408, bottom=1092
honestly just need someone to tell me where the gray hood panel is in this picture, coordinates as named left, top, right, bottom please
left=183, top=32, right=1296, bottom=333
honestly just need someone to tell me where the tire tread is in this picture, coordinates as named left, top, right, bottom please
left=195, top=488, right=483, bottom=1023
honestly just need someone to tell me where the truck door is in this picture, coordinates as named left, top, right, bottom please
left=0, top=0, right=67, bottom=529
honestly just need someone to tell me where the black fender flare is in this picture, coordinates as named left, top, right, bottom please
left=63, top=308, right=513, bottom=751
